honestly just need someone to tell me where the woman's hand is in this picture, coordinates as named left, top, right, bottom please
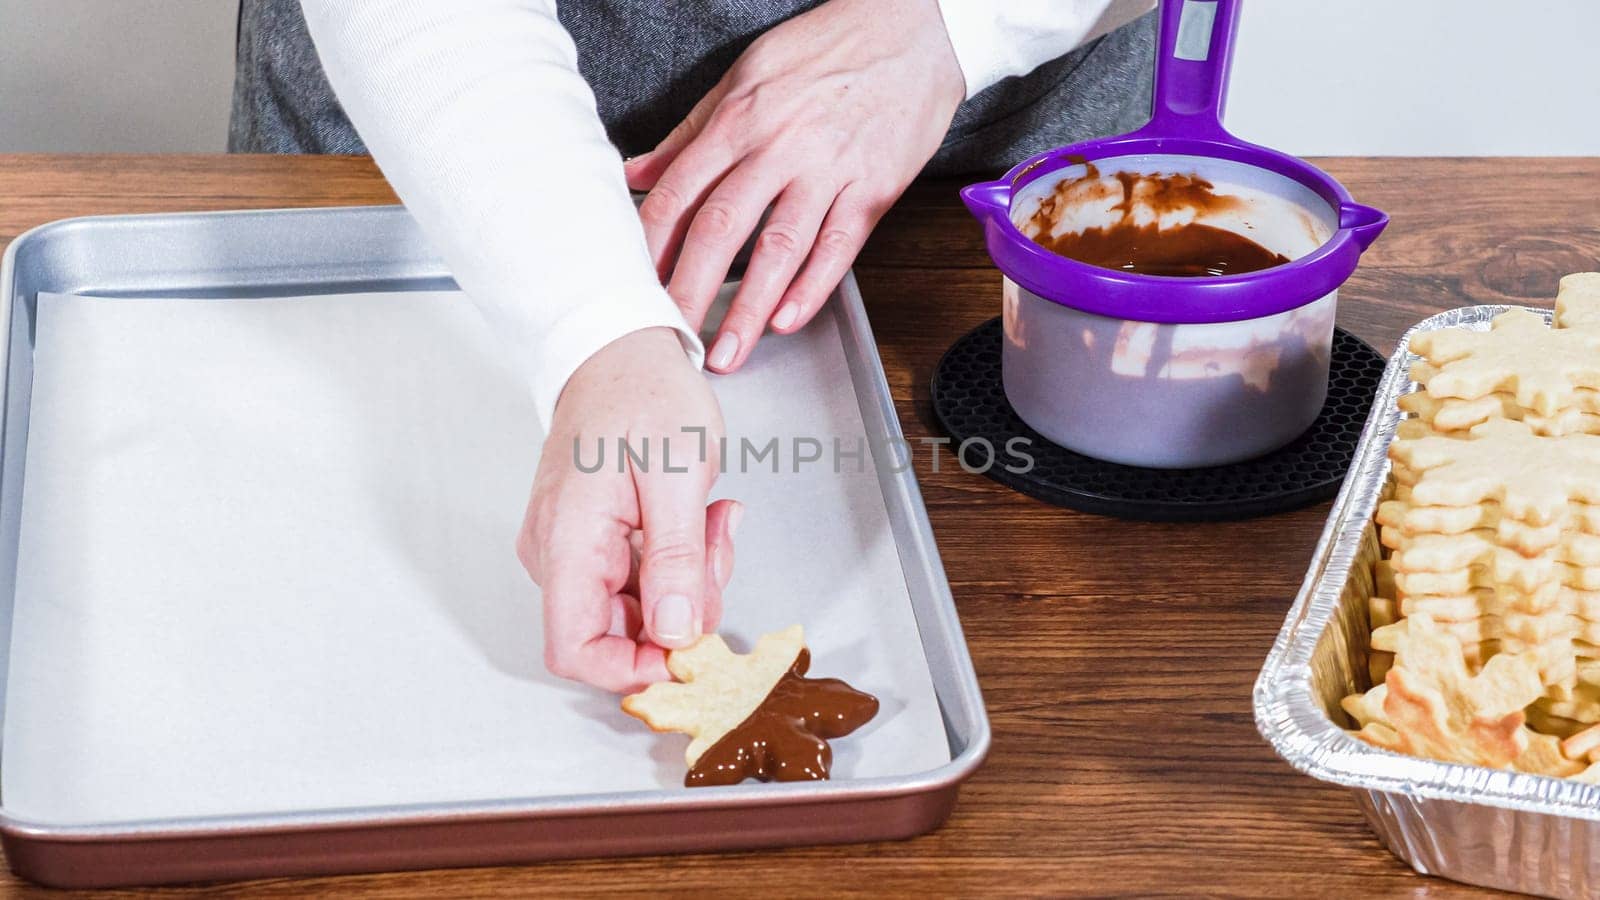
left=518, top=327, right=739, bottom=693
left=625, top=0, right=965, bottom=373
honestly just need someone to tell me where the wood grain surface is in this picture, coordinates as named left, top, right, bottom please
left=2, top=154, right=1597, bottom=898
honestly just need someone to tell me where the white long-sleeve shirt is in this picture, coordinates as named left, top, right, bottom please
left=300, top=0, right=1152, bottom=425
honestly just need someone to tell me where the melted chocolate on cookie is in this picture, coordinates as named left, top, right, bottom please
left=685, top=649, right=879, bottom=787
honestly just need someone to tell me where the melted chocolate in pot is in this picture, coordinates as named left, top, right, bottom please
left=685, top=649, right=879, bottom=787
left=1025, top=164, right=1289, bottom=277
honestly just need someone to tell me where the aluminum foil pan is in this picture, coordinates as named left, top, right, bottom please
left=1254, top=304, right=1600, bottom=898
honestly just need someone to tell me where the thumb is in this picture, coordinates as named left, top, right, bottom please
left=636, top=470, right=710, bottom=649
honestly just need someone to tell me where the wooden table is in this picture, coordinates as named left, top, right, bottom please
left=2, top=154, right=1595, bottom=897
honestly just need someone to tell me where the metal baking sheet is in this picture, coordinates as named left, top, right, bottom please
left=0, top=206, right=990, bottom=888
left=1255, top=304, right=1600, bottom=898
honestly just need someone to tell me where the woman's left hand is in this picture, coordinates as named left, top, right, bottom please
left=624, top=0, right=966, bottom=373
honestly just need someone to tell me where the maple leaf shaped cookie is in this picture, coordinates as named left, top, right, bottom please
left=1410, top=308, right=1600, bottom=416
left=1388, top=528, right=1600, bottom=571
left=1537, top=686, right=1600, bottom=732
left=1393, top=563, right=1600, bottom=598
left=1378, top=497, right=1600, bottom=539
left=1371, top=613, right=1585, bottom=694
left=1556, top=272, right=1600, bottom=331
left=1432, top=612, right=1599, bottom=647
left=1381, top=516, right=1575, bottom=557
left=621, top=625, right=878, bottom=786
left=1389, top=419, right=1600, bottom=524
left=1345, top=614, right=1546, bottom=768
left=1398, top=388, right=1600, bottom=436
left=1398, top=584, right=1600, bottom=621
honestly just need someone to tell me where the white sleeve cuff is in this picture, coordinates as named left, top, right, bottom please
left=528, top=290, right=704, bottom=427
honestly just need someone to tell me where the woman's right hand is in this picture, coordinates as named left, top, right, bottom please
left=517, top=327, right=740, bottom=693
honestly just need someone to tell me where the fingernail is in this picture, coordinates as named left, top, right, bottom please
left=728, top=502, right=745, bottom=537
left=653, top=594, right=697, bottom=645
left=772, top=303, right=800, bottom=331
left=708, top=332, right=739, bottom=370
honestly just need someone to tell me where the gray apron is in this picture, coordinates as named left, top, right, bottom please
left=230, top=1, right=1154, bottom=176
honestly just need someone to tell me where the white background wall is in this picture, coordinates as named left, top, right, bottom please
left=0, top=0, right=239, bottom=152
left=1, top=0, right=1597, bottom=155
left=1225, top=0, right=1600, bottom=155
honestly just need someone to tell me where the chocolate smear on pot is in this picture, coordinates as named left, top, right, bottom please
left=685, top=648, right=879, bottom=787
left=1024, top=161, right=1289, bottom=277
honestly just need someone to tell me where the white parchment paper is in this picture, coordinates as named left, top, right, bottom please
left=3, top=288, right=948, bottom=826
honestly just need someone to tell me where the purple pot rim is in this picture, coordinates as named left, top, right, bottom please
left=962, top=133, right=1388, bottom=325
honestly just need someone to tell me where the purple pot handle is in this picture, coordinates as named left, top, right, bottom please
left=1136, top=0, right=1243, bottom=139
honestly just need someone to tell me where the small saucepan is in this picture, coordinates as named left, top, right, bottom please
left=962, top=0, right=1386, bottom=469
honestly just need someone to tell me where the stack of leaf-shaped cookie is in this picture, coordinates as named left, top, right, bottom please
left=1345, top=273, right=1600, bottom=779
left=1398, top=273, right=1600, bottom=438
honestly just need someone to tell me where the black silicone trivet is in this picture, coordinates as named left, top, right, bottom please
left=930, top=319, right=1386, bottom=522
